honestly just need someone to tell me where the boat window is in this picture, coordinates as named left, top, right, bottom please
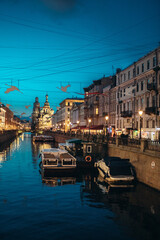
left=87, top=146, right=92, bottom=153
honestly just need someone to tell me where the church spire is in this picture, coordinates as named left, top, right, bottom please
left=43, top=94, right=50, bottom=108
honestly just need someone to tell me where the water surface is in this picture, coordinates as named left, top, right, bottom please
left=0, top=133, right=160, bottom=240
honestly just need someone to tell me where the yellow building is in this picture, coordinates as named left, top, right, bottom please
left=53, top=98, right=84, bottom=132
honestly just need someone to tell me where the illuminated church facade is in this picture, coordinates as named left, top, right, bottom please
left=31, top=94, right=54, bottom=131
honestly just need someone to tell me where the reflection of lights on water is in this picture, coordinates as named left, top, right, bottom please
left=0, top=151, right=7, bottom=167
left=0, top=153, right=5, bottom=162
left=16, top=138, right=20, bottom=148
left=22, top=134, right=24, bottom=141
left=39, top=143, right=52, bottom=152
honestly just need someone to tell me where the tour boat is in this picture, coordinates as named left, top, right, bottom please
left=40, top=148, right=76, bottom=171
left=33, top=135, right=54, bottom=142
left=94, top=157, right=134, bottom=183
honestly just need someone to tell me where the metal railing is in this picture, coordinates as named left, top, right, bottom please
left=44, top=130, right=160, bottom=152
left=147, top=140, right=160, bottom=152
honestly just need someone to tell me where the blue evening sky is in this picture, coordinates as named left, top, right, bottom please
left=0, top=0, right=160, bottom=116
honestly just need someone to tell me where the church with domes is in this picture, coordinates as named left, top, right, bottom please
left=31, top=94, right=54, bottom=131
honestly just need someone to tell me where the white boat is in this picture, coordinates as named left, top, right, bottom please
left=95, top=158, right=134, bottom=183
left=40, top=148, right=76, bottom=171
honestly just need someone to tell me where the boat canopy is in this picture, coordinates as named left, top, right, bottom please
left=66, top=139, right=82, bottom=144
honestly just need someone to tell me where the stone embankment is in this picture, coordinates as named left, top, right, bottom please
left=0, top=130, right=18, bottom=146
left=44, top=131, right=160, bottom=191
left=108, top=138, right=160, bottom=191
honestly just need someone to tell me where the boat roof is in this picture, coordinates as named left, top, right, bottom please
left=34, top=135, right=53, bottom=138
left=66, top=138, right=82, bottom=143
left=41, top=148, right=68, bottom=153
left=104, top=157, right=131, bottom=166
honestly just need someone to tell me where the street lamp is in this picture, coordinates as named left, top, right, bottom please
left=77, top=120, right=80, bottom=132
left=139, top=110, right=143, bottom=139
left=88, top=118, right=91, bottom=135
left=105, top=115, right=109, bottom=136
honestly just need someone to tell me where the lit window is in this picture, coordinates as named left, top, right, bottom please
left=87, top=146, right=92, bottom=153
left=96, top=108, right=99, bottom=115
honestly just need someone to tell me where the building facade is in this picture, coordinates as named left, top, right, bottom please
left=53, top=98, right=84, bottom=132
left=84, top=76, right=115, bottom=133
left=116, top=47, right=160, bottom=140
left=70, top=102, right=86, bottom=131
left=0, top=107, right=6, bottom=129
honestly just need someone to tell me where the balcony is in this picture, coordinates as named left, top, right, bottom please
left=147, top=83, right=157, bottom=92
left=145, top=107, right=157, bottom=115
left=121, top=110, right=132, bottom=118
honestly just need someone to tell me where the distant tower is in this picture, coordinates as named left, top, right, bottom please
left=39, top=94, right=54, bottom=129
left=31, top=97, right=40, bottom=131
left=43, top=94, right=50, bottom=109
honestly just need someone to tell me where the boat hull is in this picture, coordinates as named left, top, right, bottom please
left=96, top=159, right=135, bottom=183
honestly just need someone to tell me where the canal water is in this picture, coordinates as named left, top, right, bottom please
left=0, top=133, right=160, bottom=240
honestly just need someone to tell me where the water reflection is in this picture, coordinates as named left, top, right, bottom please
left=0, top=133, right=25, bottom=168
left=0, top=135, right=160, bottom=240
left=95, top=175, right=135, bottom=194
left=41, top=172, right=76, bottom=187
left=81, top=174, right=160, bottom=240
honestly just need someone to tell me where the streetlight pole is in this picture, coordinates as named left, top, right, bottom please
left=88, top=119, right=91, bottom=135
left=77, top=120, right=80, bottom=133
left=105, top=116, right=109, bottom=136
left=139, top=110, right=143, bottom=140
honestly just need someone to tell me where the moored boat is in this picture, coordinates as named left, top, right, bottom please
left=40, top=148, right=76, bottom=171
left=95, top=157, right=135, bottom=183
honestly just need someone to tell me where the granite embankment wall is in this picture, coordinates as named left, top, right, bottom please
left=44, top=131, right=160, bottom=191
left=108, top=144, right=160, bottom=191
left=0, top=130, right=17, bottom=146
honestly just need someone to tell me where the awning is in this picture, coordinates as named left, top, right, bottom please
left=90, top=125, right=104, bottom=130
left=71, top=126, right=88, bottom=130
